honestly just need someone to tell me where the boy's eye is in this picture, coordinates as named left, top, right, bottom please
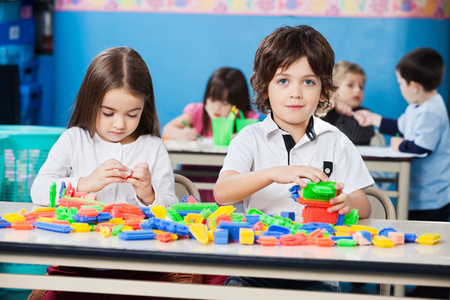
left=304, top=79, right=315, bottom=86
left=278, top=78, right=288, bottom=85
left=102, top=112, right=113, bottom=117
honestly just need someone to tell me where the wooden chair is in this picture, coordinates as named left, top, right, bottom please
left=367, top=187, right=396, bottom=296
left=174, top=173, right=201, bottom=201
left=369, top=130, right=386, bottom=146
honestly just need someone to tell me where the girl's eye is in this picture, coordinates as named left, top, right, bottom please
left=128, top=114, right=138, bottom=118
left=102, top=112, right=113, bottom=117
left=304, top=79, right=315, bottom=86
left=278, top=78, right=288, bottom=85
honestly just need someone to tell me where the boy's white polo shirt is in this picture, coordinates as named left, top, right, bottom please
left=221, top=114, right=374, bottom=221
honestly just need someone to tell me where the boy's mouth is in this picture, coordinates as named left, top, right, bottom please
left=286, top=105, right=304, bottom=111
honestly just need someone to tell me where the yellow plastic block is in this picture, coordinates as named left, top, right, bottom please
left=335, top=232, right=351, bottom=236
left=239, top=228, right=255, bottom=245
left=4, top=213, right=25, bottom=223
left=372, top=235, right=394, bottom=248
left=207, top=219, right=216, bottom=230
left=184, top=213, right=204, bottom=224
left=208, top=228, right=215, bottom=242
left=153, top=229, right=178, bottom=241
left=98, top=226, right=111, bottom=237
left=150, top=205, right=166, bottom=219
left=109, top=218, right=125, bottom=225
left=416, top=233, right=441, bottom=245
left=32, top=207, right=56, bottom=212
left=207, top=206, right=235, bottom=220
left=71, top=223, right=92, bottom=233
left=351, top=225, right=378, bottom=235
left=122, top=225, right=133, bottom=231
left=334, top=225, right=353, bottom=232
left=37, top=217, right=57, bottom=223
left=18, top=208, right=27, bottom=214
left=189, top=223, right=209, bottom=245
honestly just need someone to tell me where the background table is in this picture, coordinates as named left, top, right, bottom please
left=165, top=140, right=420, bottom=220
left=1, top=202, right=449, bottom=299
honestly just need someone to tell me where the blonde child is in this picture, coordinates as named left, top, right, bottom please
left=355, top=47, right=450, bottom=223
left=163, top=67, right=259, bottom=140
left=29, top=47, right=201, bottom=300
left=214, top=25, right=373, bottom=291
left=322, top=60, right=375, bottom=145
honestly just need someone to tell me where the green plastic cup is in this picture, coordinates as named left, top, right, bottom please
left=212, top=118, right=235, bottom=146
left=236, top=118, right=259, bottom=133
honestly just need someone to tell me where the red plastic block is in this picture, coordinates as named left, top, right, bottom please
left=302, top=206, right=338, bottom=224
left=257, top=236, right=278, bottom=246
left=317, top=238, right=335, bottom=247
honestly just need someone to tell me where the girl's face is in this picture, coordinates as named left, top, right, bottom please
left=338, top=72, right=365, bottom=109
left=267, top=56, right=323, bottom=136
left=205, top=98, right=232, bottom=118
left=96, top=88, right=144, bottom=144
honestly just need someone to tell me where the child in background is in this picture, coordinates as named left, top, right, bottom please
left=321, top=60, right=375, bottom=145
left=162, top=67, right=260, bottom=203
left=163, top=67, right=259, bottom=139
left=29, top=47, right=201, bottom=300
left=214, top=25, right=373, bottom=291
left=355, top=47, right=450, bottom=223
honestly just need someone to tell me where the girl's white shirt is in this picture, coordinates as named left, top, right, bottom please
left=31, top=127, right=178, bottom=207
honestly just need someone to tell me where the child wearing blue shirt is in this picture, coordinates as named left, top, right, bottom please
left=355, top=47, right=450, bottom=222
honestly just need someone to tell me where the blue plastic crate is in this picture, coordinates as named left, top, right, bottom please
left=0, top=125, right=65, bottom=202
left=0, top=0, right=20, bottom=22
left=19, top=58, right=38, bottom=84
left=20, top=82, right=42, bottom=124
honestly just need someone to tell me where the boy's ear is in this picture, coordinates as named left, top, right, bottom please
left=410, top=81, right=422, bottom=93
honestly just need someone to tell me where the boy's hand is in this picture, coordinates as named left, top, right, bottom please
left=353, top=110, right=382, bottom=127
left=268, top=166, right=328, bottom=188
left=328, top=182, right=350, bottom=215
left=77, top=159, right=128, bottom=193
left=390, top=136, right=403, bottom=151
left=125, top=162, right=155, bottom=205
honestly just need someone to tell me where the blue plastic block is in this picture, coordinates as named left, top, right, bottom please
left=405, top=233, right=418, bottom=243
left=34, top=221, right=73, bottom=233
left=289, top=185, right=300, bottom=201
left=280, top=211, right=295, bottom=221
left=217, top=221, right=253, bottom=242
left=267, top=225, right=291, bottom=235
left=245, top=215, right=260, bottom=225
left=378, top=227, right=396, bottom=238
left=330, top=236, right=353, bottom=241
left=263, top=231, right=285, bottom=238
left=118, top=230, right=156, bottom=240
left=59, top=182, right=66, bottom=199
left=97, top=212, right=112, bottom=223
left=214, top=229, right=229, bottom=245
left=0, top=218, right=11, bottom=228
left=335, top=214, right=345, bottom=226
left=140, top=218, right=189, bottom=236
left=140, top=207, right=153, bottom=218
left=301, top=222, right=335, bottom=235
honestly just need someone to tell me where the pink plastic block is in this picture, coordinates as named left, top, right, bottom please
left=388, top=232, right=405, bottom=245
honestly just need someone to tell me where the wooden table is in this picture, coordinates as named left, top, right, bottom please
left=165, top=140, right=420, bottom=220
left=0, top=202, right=449, bottom=299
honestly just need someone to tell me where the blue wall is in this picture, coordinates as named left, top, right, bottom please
left=52, top=12, right=450, bottom=128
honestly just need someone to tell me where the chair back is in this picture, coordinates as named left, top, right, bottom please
left=366, top=187, right=396, bottom=220
left=174, top=174, right=201, bottom=202
left=369, top=130, right=386, bottom=146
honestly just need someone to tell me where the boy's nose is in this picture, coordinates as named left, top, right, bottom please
left=290, top=85, right=303, bottom=99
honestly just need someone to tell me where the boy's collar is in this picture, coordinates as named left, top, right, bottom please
left=262, top=113, right=318, bottom=142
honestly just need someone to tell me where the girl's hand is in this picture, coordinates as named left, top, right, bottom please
left=181, top=126, right=200, bottom=141
left=268, top=165, right=328, bottom=188
left=334, top=101, right=353, bottom=117
left=125, top=162, right=155, bottom=205
left=328, top=182, right=350, bottom=215
left=390, top=136, right=403, bottom=151
left=78, top=159, right=128, bottom=193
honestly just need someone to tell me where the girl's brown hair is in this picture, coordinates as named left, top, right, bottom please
left=251, top=25, right=337, bottom=117
left=68, top=47, right=161, bottom=137
left=200, top=67, right=251, bottom=136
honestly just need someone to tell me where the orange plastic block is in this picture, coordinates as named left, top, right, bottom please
left=239, top=228, right=255, bottom=245
left=388, top=232, right=405, bottom=245
left=280, top=234, right=307, bottom=246
left=189, top=223, right=209, bottom=245
left=214, top=214, right=232, bottom=226
left=124, top=219, right=143, bottom=230
left=252, top=221, right=265, bottom=231
left=121, top=213, right=145, bottom=221
left=102, top=203, right=143, bottom=216
left=82, top=193, right=97, bottom=201
left=257, top=236, right=278, bottom=246
left=78, top=207, right=99, bottom=217
left=208, top=229, right=215, bottom=242
left=153, top=229, right=178, bottom=241
left=52, top=220, right=70, bottom=225
left=372, top=236, right=394, bottom=248
left=416, top=233, right=441, bottom=245
left=29, top=210, right=56, bottom=219
left=12, top=220, right=33, bottom=230
left=156, top=232, right=173, bottom=243
left=317, top=238, right=335, bottom=247
left=59, top=197, right=104, bottom=209
left=309, top=228, right=326, bottom=238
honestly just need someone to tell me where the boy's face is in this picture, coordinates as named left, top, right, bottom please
left=396, top=70, right=419, bottom=105
left=267, top=56, right=324, bottom=134
left=338, top=72, right=365, bottom=109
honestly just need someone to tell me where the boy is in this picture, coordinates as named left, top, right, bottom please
left=214, top=25, right=373, bottom=291
left=355, top=47, right=450, bottom=222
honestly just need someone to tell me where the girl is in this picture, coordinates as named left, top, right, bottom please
left=321, top=60, right=375, bottom=145
left=162, top=67, right=259, bottom=140
left=29, top=47, right=201, bottom=300
left=31, top=47, right=178, bottom=208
